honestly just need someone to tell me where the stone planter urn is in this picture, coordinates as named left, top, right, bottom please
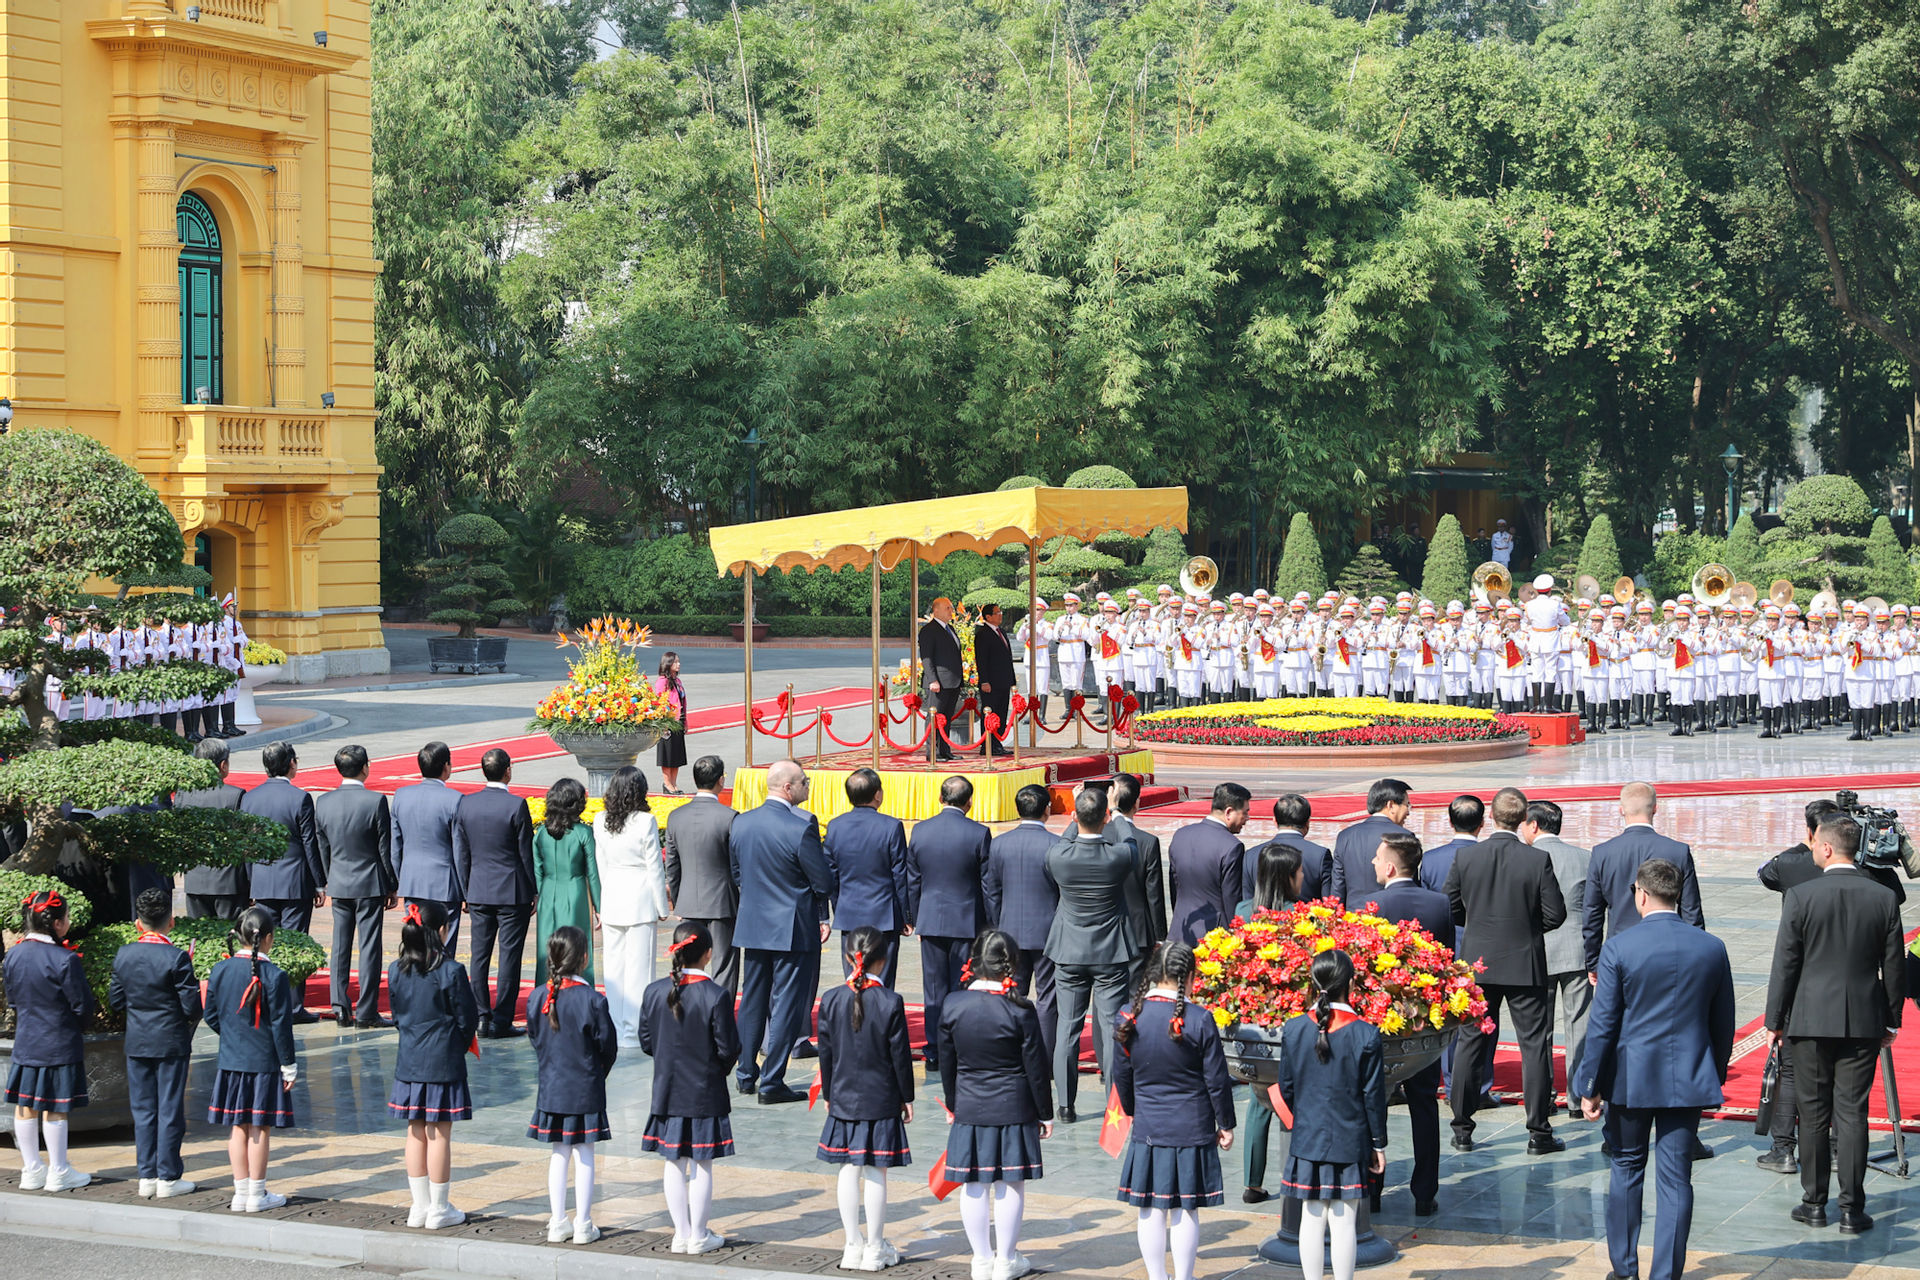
left=1221, top=1022, right=1455, bottom=1269
left=546, top=728, right=669, bottom=798
left=427, top=635, right=510, bottom=674
left=729, top=621, right=770, bottom=643
left=233, top=662, right=283, bottom=728
left=0, top=1032, right=132, bottom=1133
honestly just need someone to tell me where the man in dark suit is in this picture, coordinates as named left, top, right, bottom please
left=1765, top=813, right=1905, bottom=1232
left=237, top=741, right=324, bottom=1023
left=1445, top=786, right=1567, bottom=1152
left=1417, top=794, right=1484, bottom=895
left=1577, top=858, right=1735, bottom=1280
left=1166, top=782, right=1251, bottom=944
left=823, top=768, right=909, bottom=988
left=666, top=755, right=740, bottom=992
left=453, top=748, right=536, bottom=1038
left=1532, top=800, right=1592, bottom=1117
left=1329, top=778, right=1413, bottom=908
left=392, top=741, right=465, bottom=954
left=1583, top=782, right=1705, bottom=974
left=1370, top=832, right=1452, bottom=1217
left=1244, top=793, right=1327, bottom=903
left=986, top=784, right=1061, bottom=1061
left=729, top=760, right=836, bottom=1103
left=1106, top=772, right=1167, bottom=966
left=315, top=744, right=397, bottom=1028
left=919, top=597, right=966, bottom=762
left=178, top=738, right=248, bottom=920
left=1045, top=786, right=1139, bottom=1121
left=906, top=776, right=993, bottom=1069
left=974, top=603, right=1016, bottom=758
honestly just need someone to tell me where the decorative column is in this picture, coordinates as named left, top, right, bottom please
left=267, top=136, right=306, bottom=407
left=134, top=119, right=180, bottom=458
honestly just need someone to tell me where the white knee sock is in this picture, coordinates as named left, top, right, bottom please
left=13, top=1117, right=43, bottom=1172
left=687, top=1158, right=715, bottom=1239
left=42, top=1117, right=69, bottom=1173
left=407, top=1174, right=430, bottom=1224
left=1167, top=1209, right=1200, bottom=1280
left=1134, top=1208, right=1169, bottom=1280
left=861, top=1167, right=888, bottom=1245
left=837, top=1164, right=863, bottom=1241
left=571, top=1142, right=596, bottom=1223
left=662, top=1158, right=692, bottom=1239
left=1300, top=1200, right=1327, bottom=1280
left=959, top=1184, right=992, bottom=1259
left=1326, top=1199, right=1357, bottom=1280
left=547, top=1145, right=569, bottom=1222
left=990, top=1181, right=1024, bottom=1259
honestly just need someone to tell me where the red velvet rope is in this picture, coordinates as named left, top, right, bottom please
left=750, top=707, right=821, bottom=741
left=817, top=709, right=875, bottom=750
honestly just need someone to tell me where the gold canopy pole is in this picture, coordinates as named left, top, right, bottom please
left=743, top=567, right=756, bottom=769
left=1028, top=537, right=1040, bottom=752
left=871, top=550, right=882, bottom=769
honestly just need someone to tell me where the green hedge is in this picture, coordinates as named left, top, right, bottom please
left=79, top=918, right=324, bottom=1032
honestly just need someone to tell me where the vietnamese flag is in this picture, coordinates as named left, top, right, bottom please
left=468, top=1034, right=481, bottom=1059
left=1420, top=638, right=1435, bottom=668
left=1586, top=638, right=1601, bottom=668
left=1673, top=639, right=1692, bottom=670
left=1265, top=1083, right=1294, bottom=1130
left=928, top=1154, right=963, bottom=1201
left=1100, top=632, right=1121, bottom=660
left=1098, top=1084, right=1133, bottom=1157
left=1258, top=637, right=1277, bottom=662
left=1504, top=638, right=1524, bottom=670
left=808, top=1073, right=823, bottom=1109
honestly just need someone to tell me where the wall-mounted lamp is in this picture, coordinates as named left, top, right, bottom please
left=314, top=30, right=328, bottom=46
left=0, top=398, right=14, bottom=435
left=185, top=5, right=201, bottom=20
left=194, top=386, right=214, bottom=405
left=320, top=392, right=336, bottom=409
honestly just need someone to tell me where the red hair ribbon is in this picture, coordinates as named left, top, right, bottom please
left=846, top=950, right=866, bottom=992
left=404, top=903, right=425, bottom=928
left=238, top=976, right=265, bottom=1027
left=22, top=889, right=62, bottom=913
left=1169, top=1014, right=1186, bottom=1037
left=960, top=960, right=975, bottom=985
left=998, top=975, right=1016, bottom=997
left=668, top=936, right=701, bottom=954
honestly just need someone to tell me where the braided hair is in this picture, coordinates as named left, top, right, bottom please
left=227, top=905, right=277, bottom=1028
left=20, top=887, right=68, bottom=937
left=1115, top=943, right=1199, bottom=1048
left=544, top=925, right=589, bottom=1029
left=966, top=929, right=1027, bottom=1007
left=397, top=900, right=447, bottom=976
left=842, top=925, right=886, bottom=1030
left=1309, top=948, right=1356, bottom=1063
left=665, top=920, right=713, bottom=1020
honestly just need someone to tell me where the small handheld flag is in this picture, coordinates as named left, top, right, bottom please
left=1098, top=1084, right=1132, bottom=1157
left=1504, top=638, right=1524, bottom=670
left=928, top=1154, right=962, bottom=1201
left=1100, top=633, right=1121, bottom=660
left=1265, top=1084, right=1294, bottom=1130
left=809, top=1074, right=823, bottom=1110
left=1673, top=639, right=1692, bottom=670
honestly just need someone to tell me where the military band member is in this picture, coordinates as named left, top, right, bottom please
left=1250, top=602, right=1282, bottom=700
left=1015, top=600, right=1053, bottom=722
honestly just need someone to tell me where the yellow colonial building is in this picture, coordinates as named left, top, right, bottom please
left=1, top=0, right=386, bottom=680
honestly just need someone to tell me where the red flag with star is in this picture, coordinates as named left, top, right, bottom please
left=1098, top=1084, right=1132, bottom=1157
left=928, top=1154, right=962, bottom=1201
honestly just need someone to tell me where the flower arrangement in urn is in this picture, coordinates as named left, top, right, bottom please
left=528, top=616, right=683, bottom=738
left=1193, top=900, right=1491, bottom=1037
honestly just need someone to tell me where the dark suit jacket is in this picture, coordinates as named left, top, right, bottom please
left=729, top=800, right=835, bottom=952
left=665, top=793, right=737, bottom=918
left=1584, top=824, right=1705, bottom=971
left=1445, top=830, right=1567, bottom=988
left=824, top=805, right=910, bottom=933
left=1577, top=912, right=1734, bottom=1108
left=452, top=785, right=536, bottom=908
left=239, top=776, right=322, bottom=901
left=315, top=781, right=396, bottom=900
left=1370, top=879, right=1455, bottom=952
left=392, top=778, right=464, bottom=903
left=1417, top=835, right=1474, bottom=896
left=1329, top=813, right=1413, bottom=908
left=905, top=807, right=992, bottom=939
left=1761, top=843, right=1907, bottom=904
left=1245, top=830, right=1328, bottom=904
left=1044, top=832, right=1139, bottom=966
left=918, top=619, right=965, bottom=690
left=1765, top=864, right=1906, bottom=1040
left=974, top=623, right=1015, bottom=694
left=108, top=939, right=202, bottom=1059
left=1166, top=818, right=1244, bottom=944
left=178, top=782, right=248, bottom=898
left=986, top=821, right=1063, bottom=952
left=1108, top=814, right=1168, bottom=947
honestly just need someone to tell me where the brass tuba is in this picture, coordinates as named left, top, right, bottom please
left=1692, top=563, right=1734, bottom=607
left=1179, top=555, right=1219, bottom=597
left=1472, top=561, right=1511, bottom=603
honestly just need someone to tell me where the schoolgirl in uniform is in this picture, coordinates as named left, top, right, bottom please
left=527, top=925, right=619, bottom=1245
left=1275, top=950, right=1388, bottom=1280
left=816, top=925, right=915, bottom=1271
left=388, top=901, right=479, bottom=1230
left=204, top=905, right=300, bottom=1212
left=1112, top=943, right=1236, bottom=1280
left=639, top=921, right=739, bottom=1256
left=5, top=888, right=94, bottom=1191
left=937, top=929, right=1053, bottom=1280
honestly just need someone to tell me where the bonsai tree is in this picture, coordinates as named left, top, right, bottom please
left=1576, top=515, right=1624, bottom=588
left=1273, top=513, right=1328, bottom=600
left=1420, top=515, right=1471, bottom=606
left=423, top=512, right=527, bottom=638
left=1333, top=544, right=1410, bottom=600
left=1750, top=475, right=1879, bottom=599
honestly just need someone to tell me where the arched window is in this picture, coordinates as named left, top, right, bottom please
left=177, top=193, right=223, bottom=405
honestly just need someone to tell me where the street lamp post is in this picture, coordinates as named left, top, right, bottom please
left=1721, top=443, right=1743, bottom=532
left=742, top=427, right=763, bottom=521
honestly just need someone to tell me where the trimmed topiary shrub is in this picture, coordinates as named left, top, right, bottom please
left=1722, top=512, right=1761, bottom=581
left=1781, top=474, right=1873, bottom=535
left=1420, top=514, right=1471, bottom=607
left=1273, top=513, right=1328, bottom=601
left=424, top=513, right=527, bottom=639
left=1063, top=465, right=1137, bottom=490
left=1576, top=515, right=1623, bottom=588
left=1865, top=515, right=1910, bottom=601
left=997, top=474, right=1049, bottom=491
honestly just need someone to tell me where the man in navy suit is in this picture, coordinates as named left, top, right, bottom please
left=986, top=784, right=1061, bottom=1062
left=730, top=760, right=836, bottom=1102
left=823, top=768, right=909, bottom=988
left=906, top=776, right=992, bottom=1069
left=1244, top=793, right=1327, bottom=902
left=392, top=741, right=466, bottom=953
left=1417, top=794, right=1484, bottom=895
left=1329, top=778, right=1413, bottom=908
left=1583, top=782, right=1704, bottom=974
left=1369, top=832, right=1452, bottom=1217
left=178, top=738, right=249, bottom=920
left=453, top=748, right=536, bottom=1037
left=1166, top=782, right=1251, bottom=944
left=1576, top=858, right=1734, bottom=1280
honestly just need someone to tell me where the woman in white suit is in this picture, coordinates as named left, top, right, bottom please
left=591, top=765, right=670, bottom=1047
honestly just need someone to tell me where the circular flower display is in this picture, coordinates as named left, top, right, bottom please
left=1134, top=696, right=1528, bottom=747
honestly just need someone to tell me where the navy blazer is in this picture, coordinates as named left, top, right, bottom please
left=1166, top=818, right=1244, bottom=944
left=315, top=782, right=396, bottom=900
left=1416, top=836, right=1473, bottom=896
left=639, top=975, right=739, bottom=1118
left=393, top=778, right=466, bottom=904
left=1445, top=830, right=1567, bottom=988
left=1329, top=814, right=1413, bottom=909
left=178, top=783, right=249, bottom=898
left=824, top=805, right=910, bottom=933
left=985, top=821, right=1061, bottom=952
left=1369, top=879, right=1456, bottom=952
left=1583, top=825, right=1705, bottom=971
left=453, top=786, right=536, bottom=907
left=108, top=938, right=201, bottom=1059
left=1107, top=814, right=1169, bottom=946
left=3, top=939, right=92, bottom=1066
left=1575, top=912, right=1734, bottom=1109
left=1245, top=831, right=1328, bottom=905
left=388, top=958, right=479, bottom=1084
left=937, top=987, right=1053, bottom=1125
left=239, top=776, right=323, bottom=901
left=1113, top=997, right=1237, bottom=1148
left=204, top=954, right=297, bottom=1073
left=1277, top=1015, right=1389, bottom=1165
left=817, top=982, right=915, bottom=1122
left=528, top=981, right=620, bottom=1115
left=905, top=807, right=992, bottom=939
left=730, top=800, right=836, bottom=952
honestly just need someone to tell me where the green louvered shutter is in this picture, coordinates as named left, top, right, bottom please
left=177, top=193, right=224, bottom=405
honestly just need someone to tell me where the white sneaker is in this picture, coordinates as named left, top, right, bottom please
left=155, top=1179, right=197, bottom=1198
left=44, top=1168, right=91, bottom=1193
left=573, top=1219, right=600, bottom=1246
left=230, top=1180, right=253, bottom=1212
left=670, top=1235, right=691, bottom=1253
left=992, top=1252, right=1032, bottom=1280
left=18, top=1166, right=46, bottom=1192
left=862, top=1238, right=901, bottom=1271
left=842, top=1242, right=867, bottom=1270
left=687, top=1231, right=728, bottom=1255
left=424, top=1203, right=467, bottom=1230
left=547, top=1216, right=573, bottom=1243
left=245, top=1187, right=287, bottom=1212
left=138, top=1178, right=158, bottom=1198
left=971, top=1257, right=992, bottom=1280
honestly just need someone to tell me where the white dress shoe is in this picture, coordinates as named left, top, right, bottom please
left=44, top=1168, right=92, bottom=1193
left=971, top=1257, right=992, bottom=1280
left=424, top=1204, right=467, bottom=1229
left=245, top=1187, right=287, bottom=1212
left=992, top=1252, right=1033, bottom=1280
left=155, top=1179, right=197, bottom=1198
left=670, top=1234, right=691, bottom=1253
left=842, top=1242, right=867, bottom=1270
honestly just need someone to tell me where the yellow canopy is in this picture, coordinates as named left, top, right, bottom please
left=709, top=485, right=1190, bottom=576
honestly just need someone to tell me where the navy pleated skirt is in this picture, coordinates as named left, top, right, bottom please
left=1281, top=1156, right=1367, bottom=1201
left=208, top=1068, right=295, bottom=1129
left=389, top=1079, right=473, bottom=1123
left=1117, top=1140, right=1224, bottom=1210
left=528, top=1108, right=611, bottom=1145
left=944, top=1121, right=1043, bottom=1183
left=818, top=1116, right=912, bottom=1167
left=5, top=1062, right=86, bottom=1113
left=641, top=1114, right=735, bottom=1160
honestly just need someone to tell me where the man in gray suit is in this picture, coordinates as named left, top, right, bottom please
left=665, top=755, right=740, bottom=993
left=392, top=741, right=466, bottom=953
left=238, top=741, right=325, bottom=1022
left=178, top=738, right=249, bottom=920
left=315, top=744, right=397, bottom=1029
left=1531, top=800, right=1591, bottom=1118
left=1045, top=786, right=1139, bottom=1122
left=1105, top=772, right=1167, bottom=972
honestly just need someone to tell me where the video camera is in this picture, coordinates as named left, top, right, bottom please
left=1834, top=790, right=1919, bottom=877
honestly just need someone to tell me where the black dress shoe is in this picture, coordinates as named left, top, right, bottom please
left=1450, top=1136, right=1474, bottom=1152
left=1242, top=1188, right=1269, bottom=1204
left=1414, top=1200, right=1437, bottom=1217
left=491, top=1024, right=525, bottom=1039
left=1756, top=1146, right=1798, bottom=1174
left=1689, top=1138, right=1714, bottom=1161
left=1838, top=1210, right=1873, bottom=1234
left=1527, top=1136, right=1567, bottom=1156
left=758, top=1084, right=806, bottom=1105
left=290, top=1008, right=321, bottom=1025
left=1057, top=1106, right=1077, bottom=1124
left=1790, top=1202, right=1828, bottom=1228
left=353, top=1015, right=394, bottom=1030
left=736, top=1079, right=759, bottom=1096
left=792, top=1040, right=818, bottom=1060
